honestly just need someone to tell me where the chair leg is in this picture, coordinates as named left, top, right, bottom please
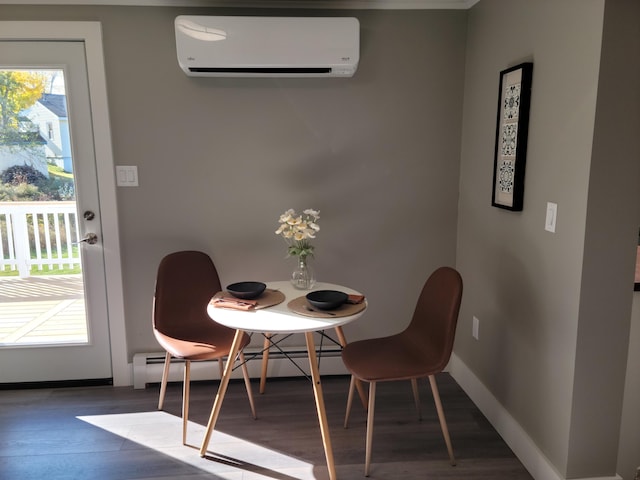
left=260, top=333, right=271, bottom=394
left=411, top=377, right=422, bottom=420
left=239, top=351, right=257, bottom=419
left=182, top=360, right=191, bottom=446
left=365, top=381, right=376, bottom=477
left=218, top=358, right=224, bottom=378
left=158, top=352, right=171, bottom=410
left=344, top=375, right=356, bottom=428
left=335, top=326, right=368, bottom=410
left=428, top=375, right=456, bottom=466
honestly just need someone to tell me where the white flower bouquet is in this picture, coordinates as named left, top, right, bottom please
left=275, top=208, right=320, bottom=258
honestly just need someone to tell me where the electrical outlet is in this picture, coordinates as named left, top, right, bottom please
left=472, top=316, right=479, bottom=340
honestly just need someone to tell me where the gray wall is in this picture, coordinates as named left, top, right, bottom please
left=620, top=295, right=640, bottom=480
left=457, top=0, right=603, bottom=471
left=106, top=7, right=467, bottom=351
left=456, top=0, right=639, bottom=478
left=611, top=2, right=640, bottom=479
left=569, top=1, right=639, bottom=476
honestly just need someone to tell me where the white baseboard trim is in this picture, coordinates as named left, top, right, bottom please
left=130, top=346, right=348, bottom=389
left=448, top=354, right=622, bottom=480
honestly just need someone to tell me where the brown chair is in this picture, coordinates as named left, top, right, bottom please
left=342, top=266, right=463, bottom=476
left=153, top=250, right=256, bottom=445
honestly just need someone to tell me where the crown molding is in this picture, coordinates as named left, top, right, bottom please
left=0, top=0, right=481, bottom=9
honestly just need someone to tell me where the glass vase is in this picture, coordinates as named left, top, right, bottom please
left=291, top=255, right=316, bottom=290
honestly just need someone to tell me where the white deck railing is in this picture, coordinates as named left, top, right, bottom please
left=0, top=201, right=81, bottom=278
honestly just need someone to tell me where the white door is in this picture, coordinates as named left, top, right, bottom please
left=0, top=40, right=113, bottom=384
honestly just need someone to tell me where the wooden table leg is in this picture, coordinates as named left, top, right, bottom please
left=260, top=333, right=272, bottom=394
left=199, top=328, right=244, bottom=457
left=305, top=331, right=337, bottom=480
left=334, top=326, right=367, bottom=410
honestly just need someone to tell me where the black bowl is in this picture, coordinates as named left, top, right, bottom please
left=226, top=281, right=266, bottom=300
left=306, top=290, right=348, bottom=310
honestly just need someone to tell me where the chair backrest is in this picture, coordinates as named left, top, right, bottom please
left=153, top=250, right=224, bottom=342
left=404, top=266, right=463, bottom=373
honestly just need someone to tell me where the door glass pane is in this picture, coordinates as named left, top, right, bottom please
left=0, top=68, right=87, bottom=346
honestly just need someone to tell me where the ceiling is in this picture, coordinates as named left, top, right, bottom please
left=0, top=0, right=480, bottom=9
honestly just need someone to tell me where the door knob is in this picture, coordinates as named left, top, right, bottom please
left=77, top=233, right=98, bottom=245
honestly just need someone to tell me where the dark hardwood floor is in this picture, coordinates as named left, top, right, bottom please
left=0, top=374, right=533, bottom=479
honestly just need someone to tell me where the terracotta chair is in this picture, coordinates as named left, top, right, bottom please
left=342, top=266, right=463, bottom=476
left=153, top=250, right=256, bottom=445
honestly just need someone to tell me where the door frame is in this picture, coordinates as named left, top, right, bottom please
left=0, top=21, right=128, bottom=386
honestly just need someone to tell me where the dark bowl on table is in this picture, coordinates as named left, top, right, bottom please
left=226, top=281, right=266, bottom=300
left=306, top=290, right=348, bottom=310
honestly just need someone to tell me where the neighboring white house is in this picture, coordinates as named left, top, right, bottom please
left=0, top=129, right=48, bottom=177
left=22, top=93, right=72, bottom=173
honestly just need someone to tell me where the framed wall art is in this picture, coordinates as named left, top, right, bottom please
left=491, top=62, right=533, bottom=211
left=635, top=228, right=640, bottom=291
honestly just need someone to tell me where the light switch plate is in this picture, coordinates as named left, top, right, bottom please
left=472, top=316, right=479, bottom=340
left=545, top=202, right=557, bottom=233
left=116, top=166, right=138, bottom=187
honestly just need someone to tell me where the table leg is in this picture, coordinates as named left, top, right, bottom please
left=305, top=331, right=337, bottom=480
left=260, top=333, right=272, bottom=394
left=334, top=326, right=367, bottom=410
left=199, top=328, right=245, bottom=457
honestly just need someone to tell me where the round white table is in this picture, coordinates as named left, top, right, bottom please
left=199, top=281, right=367, bottom=480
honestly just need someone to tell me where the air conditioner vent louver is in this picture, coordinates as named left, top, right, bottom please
left=189, top=67, right=333, bottom=74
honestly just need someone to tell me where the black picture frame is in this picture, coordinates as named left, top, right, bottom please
left=491, top=62, right=533, bottom=211
left=635, top=228, right=640, bottom=291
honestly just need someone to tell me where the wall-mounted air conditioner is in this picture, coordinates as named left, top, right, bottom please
left=175, top=15, right=360, bottom=78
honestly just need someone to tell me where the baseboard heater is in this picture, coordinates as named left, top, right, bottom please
left=132, top=345, right=347, bottom=389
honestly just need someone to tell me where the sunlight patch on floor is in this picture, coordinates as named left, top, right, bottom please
left=77, top=411, right=324, bottom=480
